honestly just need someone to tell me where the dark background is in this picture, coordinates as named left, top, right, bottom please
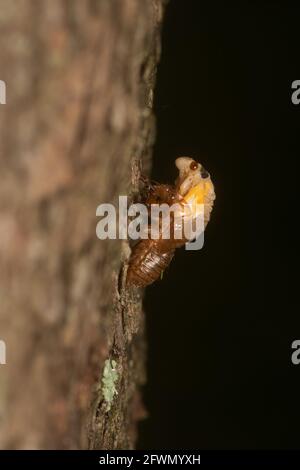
left=138, top=1, right=299, bottom=449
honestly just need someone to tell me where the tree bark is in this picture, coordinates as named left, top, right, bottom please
left=0, top=0, right=165, bottom=449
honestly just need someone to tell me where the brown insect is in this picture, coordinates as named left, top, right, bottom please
left=126, top=157, right=215, bottom=287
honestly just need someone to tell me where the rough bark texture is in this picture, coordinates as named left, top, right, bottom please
left=0, top=0, right=164, bottom=449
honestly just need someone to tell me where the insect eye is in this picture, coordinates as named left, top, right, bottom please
left=190, top=161, right=198, bottom=171
left=201, top=167, right=209, bottom=179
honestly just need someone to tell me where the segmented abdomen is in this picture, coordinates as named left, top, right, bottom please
left=126, top=239, right=175, bottom=288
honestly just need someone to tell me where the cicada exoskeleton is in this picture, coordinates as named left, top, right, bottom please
left=126, top=157, right=215, bottom=287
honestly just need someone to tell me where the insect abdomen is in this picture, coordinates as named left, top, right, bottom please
left=126, top=239, right=175, bottom=288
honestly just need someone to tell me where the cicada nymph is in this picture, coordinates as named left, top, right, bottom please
left=126, top=157, right=215, bottom=287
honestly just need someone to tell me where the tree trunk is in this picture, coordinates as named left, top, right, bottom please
left=0, top=0, right=165, bottom=449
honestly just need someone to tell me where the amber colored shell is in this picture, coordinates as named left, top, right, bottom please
left=126, top=239, right=175, bottom=288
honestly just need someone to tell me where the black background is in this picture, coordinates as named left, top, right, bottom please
left=138, top=1, right=299, bottom=449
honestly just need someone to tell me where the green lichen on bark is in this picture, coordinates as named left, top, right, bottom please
left=102, top=359, right=119, bottom=412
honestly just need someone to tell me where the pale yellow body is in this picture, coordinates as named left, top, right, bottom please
left=175, top=157, right=215, bottom=229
